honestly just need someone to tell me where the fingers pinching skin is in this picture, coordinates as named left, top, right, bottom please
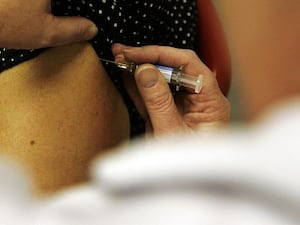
left=41, top=15, right=98, bottom=48
left=0, top=0, right=98, bottom=49
left=135, top=64, right=187, bottom=134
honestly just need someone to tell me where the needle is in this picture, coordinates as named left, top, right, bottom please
left=99, top=58, right=203, bottom=93
left=99, top=58, right=117, bottom=65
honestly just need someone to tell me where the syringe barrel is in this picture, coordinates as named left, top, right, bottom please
left=155, top=65, right=203, bottom=93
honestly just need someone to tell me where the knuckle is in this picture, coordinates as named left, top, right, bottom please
left=147, top=91, right=174, bottom=113
left=39, top=30, right=56, bottom=47
left=39, top=17, right=58, bottom=47
left=184, top=49, right=198, bottom=58
left=72, top=20, right=87, bottom=38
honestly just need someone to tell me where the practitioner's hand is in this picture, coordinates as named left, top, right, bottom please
left=112, top=44, right=231, bottom=136
left=0, top=0, right=98, bottom=49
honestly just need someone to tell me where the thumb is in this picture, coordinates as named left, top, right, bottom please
left=135, top=65, right=185, bottom=134
left=41, top=15, right=98, bottom=47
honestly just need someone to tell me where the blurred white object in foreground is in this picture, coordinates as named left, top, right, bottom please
left=0, top=158, right=37, bottom=225
left=1, top=98, right=300, bottom=225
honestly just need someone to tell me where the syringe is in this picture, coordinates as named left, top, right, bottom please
left=100, top=58, right=203, bottom=93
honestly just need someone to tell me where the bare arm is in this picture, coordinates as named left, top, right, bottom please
left=0, top=43, right=130, bottom=194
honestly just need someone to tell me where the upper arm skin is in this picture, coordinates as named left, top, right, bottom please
left=0, top=42, right=130, bottom=194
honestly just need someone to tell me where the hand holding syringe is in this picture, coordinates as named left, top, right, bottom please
left=100, top=58, right=203, bottom=93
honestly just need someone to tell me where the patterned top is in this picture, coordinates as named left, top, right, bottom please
left=0, top=0, right=198, bottom=137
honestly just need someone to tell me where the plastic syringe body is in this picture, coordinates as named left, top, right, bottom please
left=116, top=62, right=203, bottom=93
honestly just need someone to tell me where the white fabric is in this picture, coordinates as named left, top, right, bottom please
left=1, top=98, right=300, bottom=225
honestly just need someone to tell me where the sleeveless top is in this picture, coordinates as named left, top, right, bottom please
left=0, top=0, right=198, bottom=137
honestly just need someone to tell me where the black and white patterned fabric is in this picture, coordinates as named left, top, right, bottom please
left=0, top=0, right=198, bottom=137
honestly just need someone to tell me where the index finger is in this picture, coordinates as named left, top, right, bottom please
left=112, top=44, right=210, bottom=75
left=114, top=44, right=211, bottom=77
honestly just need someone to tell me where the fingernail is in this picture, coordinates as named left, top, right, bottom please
left=114, top=54, right=125, bottom=62
left=136, top=65, right=159, bottom=88
left=86, top=24, right=98, bottom=39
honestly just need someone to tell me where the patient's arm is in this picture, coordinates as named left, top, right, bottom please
left=0, top=42, right=130, bottom=194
